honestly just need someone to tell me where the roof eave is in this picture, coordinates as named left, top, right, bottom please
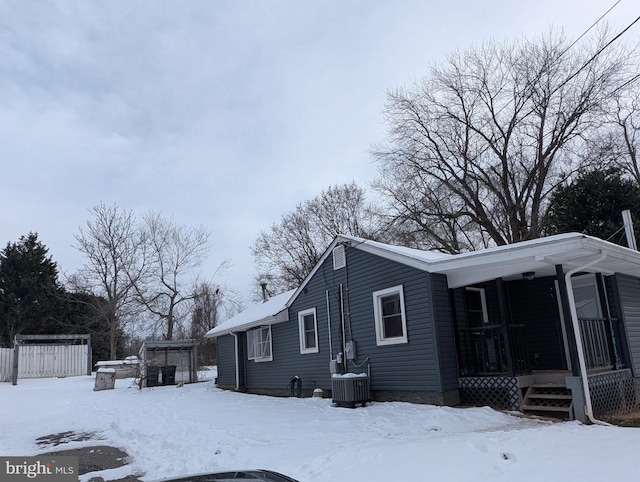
left=205, top=309, right=289, bottom=338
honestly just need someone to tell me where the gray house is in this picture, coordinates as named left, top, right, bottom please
left=207, top=233, right=640, bottom=422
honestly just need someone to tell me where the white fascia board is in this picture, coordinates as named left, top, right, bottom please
left=428, top=235, right=588, bottom=272
left=285, top=236, right=347, bottom=309
left=350, top=241, right=437, bottom=272
left=283, top=234, right=439, bottom=309
left=206, top=310, right=289, bottom=338
left=206, top=289, right=294, bottom=338
left=282, top=232, right=640, bottom=311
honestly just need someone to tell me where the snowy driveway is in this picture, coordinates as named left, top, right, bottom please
left=1, top=375, right=639, bottom=481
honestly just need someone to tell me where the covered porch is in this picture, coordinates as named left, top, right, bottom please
left=427, top=235, right=640, bottom=421
left=455, top=278, right=639, bottom=420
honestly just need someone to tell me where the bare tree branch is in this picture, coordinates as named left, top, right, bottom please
left=373, top=28, right=635, bottom=252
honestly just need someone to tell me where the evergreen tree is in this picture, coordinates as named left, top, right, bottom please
left=60, top=291, right=121, bottom=362
left=544, top=169, right=640, bottom=246
left=0, top=233, right=64, bottom=345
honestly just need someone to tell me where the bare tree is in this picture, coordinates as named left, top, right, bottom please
left=73, top=203, right=143, bottom=359
left=373, top=28, right=636, bottom=253
left=604, top=90, right=640, bottom=182
left=135, top=213, right=210, bottom=340
left=189, top=281, right=222, bottom=337
left=185, top=279, right=242, bottom=365
left=252, top=182, right=381, bottom=294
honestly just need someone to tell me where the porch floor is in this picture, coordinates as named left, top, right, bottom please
left=517, top=370, right=572, bottom=388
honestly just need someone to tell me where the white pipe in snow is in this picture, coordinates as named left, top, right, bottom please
left=564, top=251, right=610, bottom=425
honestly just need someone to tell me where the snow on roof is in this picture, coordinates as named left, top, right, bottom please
left=334, top=232, right=640, bottom=288
left=206, top=289, right=296, bottom=338
left=210, top=233, right=640, bottom=338
left=338, top=234, right=451, bottom=262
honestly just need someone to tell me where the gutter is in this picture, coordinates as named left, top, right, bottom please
left=230, top=332, right=240, bottom=391
left=564, top=251, right=610, bottom=425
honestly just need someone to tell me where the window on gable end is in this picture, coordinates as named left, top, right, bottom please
left=373, top=285, right=408, bottom=346
left=298, top=307, right=319, bottom=354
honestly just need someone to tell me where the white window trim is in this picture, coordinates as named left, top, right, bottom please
left=373, top=285, right=408, bottom=346
left=298, top=307, right=319, bottom=354
left=465, top=287, right=489, bottom=324
left=247, top=326, right=273, bottom=362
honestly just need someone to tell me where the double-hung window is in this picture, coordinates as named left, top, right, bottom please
left=373, top=285, right=408, bottom=346
left=247, top=326, right=272, bottom=362
left=298, top=307, right=319, bottom=354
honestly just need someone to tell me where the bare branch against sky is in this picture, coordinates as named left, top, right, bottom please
left=1, top=1, right=638, bottom=307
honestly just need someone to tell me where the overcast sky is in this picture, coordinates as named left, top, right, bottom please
left=1, top=0, right=638, bottom=303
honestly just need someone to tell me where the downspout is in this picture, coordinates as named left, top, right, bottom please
left=230, top=332, right=240, bottom=391
left=326, top=290, right=333, bottom=360
left=564, top=251, right=609, bottom=425
left=339, top=284, right=346, bottom=372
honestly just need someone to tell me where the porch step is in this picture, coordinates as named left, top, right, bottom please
left=521, top=384, right=573, bottom=418
left=521, top=404, right=572, bottom=412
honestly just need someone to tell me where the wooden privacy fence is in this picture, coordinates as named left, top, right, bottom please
left=17, top=344, right=89, bottom=378
left=0, top=334, right=92, bottom=383
left=0, top=347, right=13, bottom=382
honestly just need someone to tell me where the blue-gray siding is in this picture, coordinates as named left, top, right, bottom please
left=216, top=335, right=236, bottom=386
left=245, top=257, right=346, bottom=392
left=613, top=274, right=640, bottom=377
left=241, top=244, right=457, bottom=395
left=431, top=273, right=459, bottom=390
left=338, top=248, right=443, bottom=391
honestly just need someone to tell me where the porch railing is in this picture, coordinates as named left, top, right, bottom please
left=457, top=324, right=529, bottom=376
left=458, top=317, right=623, bottom=377
left=578, top=317, right=622, bottom=371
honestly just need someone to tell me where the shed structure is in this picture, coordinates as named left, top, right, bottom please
left=139, top=340, right=198, bottom=387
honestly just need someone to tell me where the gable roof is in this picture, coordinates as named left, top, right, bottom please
left=208, top=233, right=640, bottom=338
left=205, top=289, right=295, bottom=338
left=287, top=233, right=640, bottom=301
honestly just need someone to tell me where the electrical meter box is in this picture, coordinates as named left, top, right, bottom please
left=345, top=341, right=357, bottom=360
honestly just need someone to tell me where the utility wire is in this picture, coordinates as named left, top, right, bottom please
left=612, top=72, right=640, bottom=94
left=556, top=13, right=640, bottom=92
left=557, top=0, right=622, bottom=58
left=463, top=1, right=627, bottom=133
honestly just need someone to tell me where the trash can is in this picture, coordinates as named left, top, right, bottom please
left=146, top=366, right=160, bottom=387
left=161, top=365, right=177, bottom=385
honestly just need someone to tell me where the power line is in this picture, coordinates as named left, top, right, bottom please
left=556, top=13, right=640, bottom=92
left=463, top=1, right=628, bottom=132
left=612, top=72, right=640, bottom=94
left=558, top=0, right=623, bottom=58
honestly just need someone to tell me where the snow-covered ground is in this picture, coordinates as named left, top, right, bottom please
left=1, top=371, right=639, bottom=481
